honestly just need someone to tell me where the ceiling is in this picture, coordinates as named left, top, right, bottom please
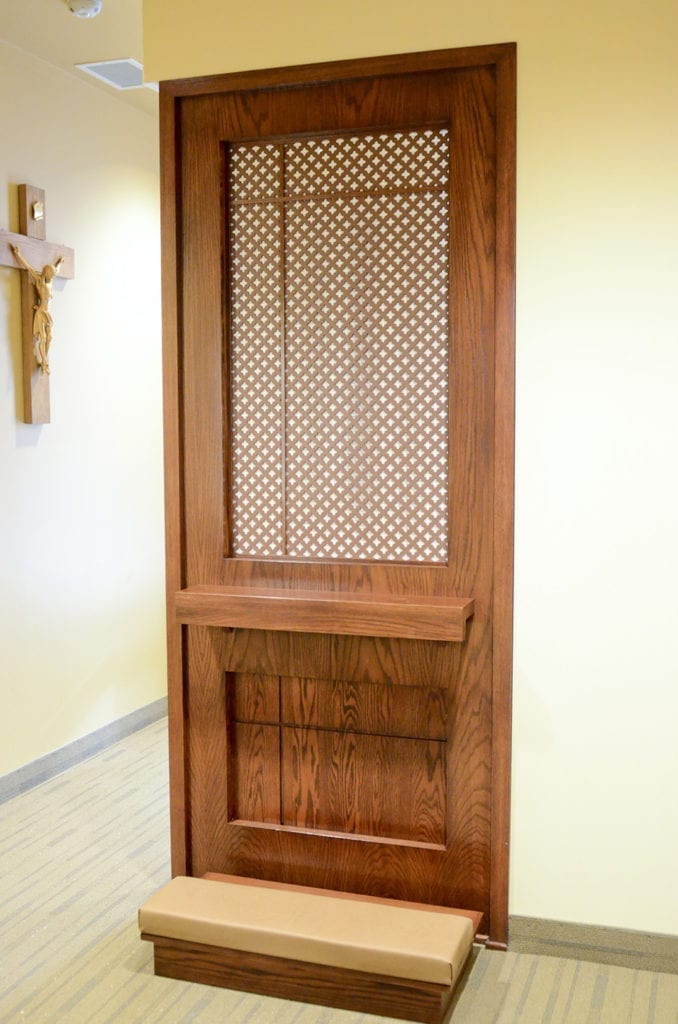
left=0, top=0, right=157, bottom=118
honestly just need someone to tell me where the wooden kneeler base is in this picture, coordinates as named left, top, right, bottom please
left=139, top=876, right=481, bottom=1024
left=144, top=932, right=456, bottom=1024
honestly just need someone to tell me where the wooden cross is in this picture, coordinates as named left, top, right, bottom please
left=0, top=185, right=75, bottom=423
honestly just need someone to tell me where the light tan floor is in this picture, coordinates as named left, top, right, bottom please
left=1, top=720, right=676, bottom=1024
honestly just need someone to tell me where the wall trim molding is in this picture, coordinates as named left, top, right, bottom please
left=0, top=697, right=168, bottom=805
left=509, top=915, right=678, bottom=975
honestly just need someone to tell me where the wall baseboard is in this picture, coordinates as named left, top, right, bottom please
left=0, top=697, right=168, bottom=806
left=509, top=915, right=678, bottom=975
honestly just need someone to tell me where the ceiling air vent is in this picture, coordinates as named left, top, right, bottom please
left=76, top=58, right=157, bottom=91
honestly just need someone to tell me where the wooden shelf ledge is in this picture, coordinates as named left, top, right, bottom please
left=174, top=585, right=474, bottom=642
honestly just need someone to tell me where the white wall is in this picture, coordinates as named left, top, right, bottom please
left=142, top=0, right=678, bottom=935
left=0, top=41, right=166, bottom=776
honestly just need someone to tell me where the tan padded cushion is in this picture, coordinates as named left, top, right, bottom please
left=139, top=876, right=473, bottom=986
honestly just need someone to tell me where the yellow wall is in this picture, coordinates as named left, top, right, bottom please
left=0, top=41, right=165, bottom=775
left=143, top=1, right=678, bottom=936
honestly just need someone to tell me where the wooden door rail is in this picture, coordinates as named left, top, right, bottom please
left=174, top=585, right=474, bottom=642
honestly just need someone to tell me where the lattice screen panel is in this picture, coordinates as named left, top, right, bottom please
left=228, top=129, right=450, bottom=562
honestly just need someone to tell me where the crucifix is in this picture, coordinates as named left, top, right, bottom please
left=0, top=184, right=75, bottom=423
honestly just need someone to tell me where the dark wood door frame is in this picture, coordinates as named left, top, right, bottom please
left=159, top=43, right=515, bottom=948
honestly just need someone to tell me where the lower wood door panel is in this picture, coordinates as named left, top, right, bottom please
left=183, top=625, right=491, bottom=923
left=280, top=727, right=446, bottom=846
left=230, top=672, right=448, bottom=846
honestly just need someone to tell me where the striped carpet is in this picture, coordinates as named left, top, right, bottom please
left=1, top=719, right=676, bottom=1023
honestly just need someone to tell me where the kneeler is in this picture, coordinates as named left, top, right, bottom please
left=139, top=875, right=481, bottom=1024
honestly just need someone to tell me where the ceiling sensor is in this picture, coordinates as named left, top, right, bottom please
left=66, top=0, right=103, bottom=16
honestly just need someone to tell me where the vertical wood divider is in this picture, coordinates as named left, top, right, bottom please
left=159, top=88, right=189, bottom=875
left=279, top=144, right=288, bottom=555
left=488, top=43, right=517, bottom=951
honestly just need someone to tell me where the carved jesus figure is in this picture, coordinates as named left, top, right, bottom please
left=10, top=244, right=63, bottom=375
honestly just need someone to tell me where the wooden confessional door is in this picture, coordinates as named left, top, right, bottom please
left=161, top=46, right=515, bottom=947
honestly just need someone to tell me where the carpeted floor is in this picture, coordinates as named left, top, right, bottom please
left=1, top=719, right=676, bottom=1023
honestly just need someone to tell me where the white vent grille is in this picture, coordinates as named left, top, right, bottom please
left=76, top=59, right=157, bottom=91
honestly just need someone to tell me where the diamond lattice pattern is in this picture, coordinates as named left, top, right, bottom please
left=229, top=129, right=449, bottom=562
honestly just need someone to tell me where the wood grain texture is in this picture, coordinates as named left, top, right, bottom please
left=442, top=63, right=496, bottom=938
left=489, top=43, right=517, bottom=950
left=160, top=42, right=516, bottom=97
left=161, top=44, right=516, bottom=945
left=144, top=933, right=455, bottom=1024
left=175, top=585, right=474, bottom=641
left=281, top=676, right=447, bottom=740
left=281, top=727, right=446, bottom=846
left=188, top=819, right=485, bottom=907
left=230, top=723, right=281, bottom=824
left=180, top=101, right=226, bottom=592
left=230, top=672, right=448, bottom=844
left=160, top=90, right=190, bottom=875
left=224, top=630, right=463, bottom=689
left=185, top=626, right=230, bottom=876
left=231, top=673, right=280, bottom=723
